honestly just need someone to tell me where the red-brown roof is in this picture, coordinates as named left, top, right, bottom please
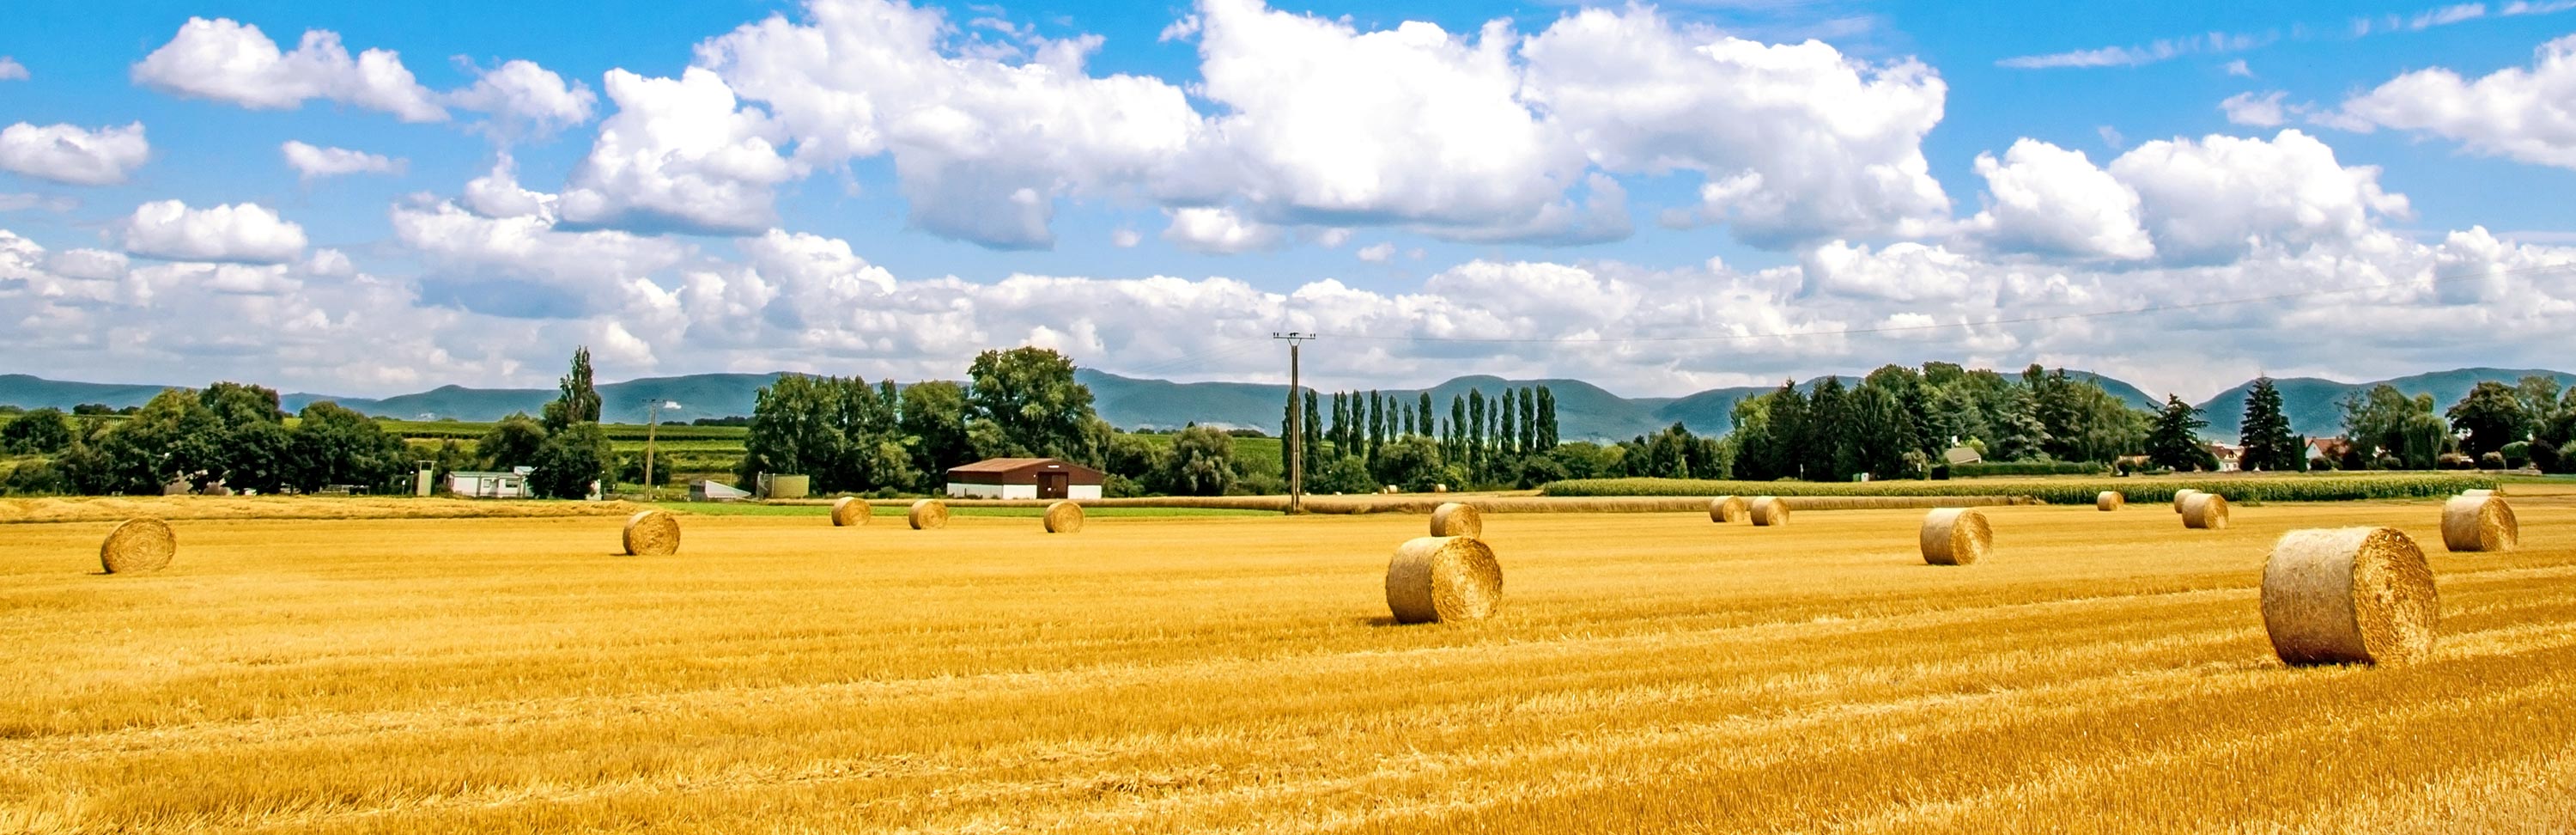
left=947, top=457, right=1058, bottom=473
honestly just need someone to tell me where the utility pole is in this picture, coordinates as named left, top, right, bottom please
left=1273, top=332, right=1314, bottom=514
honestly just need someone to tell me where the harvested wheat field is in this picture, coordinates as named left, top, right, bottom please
left=6, top=499, right=2576, bottom=833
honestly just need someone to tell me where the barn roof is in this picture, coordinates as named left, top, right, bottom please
left=947, top=457, right=1060, bottom=473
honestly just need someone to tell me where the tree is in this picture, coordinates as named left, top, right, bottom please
left=739, top=375, right=851, bottom=490
left=0, top=407, right=72, bottom=454
left=542, top=346, right=602, bottom=432
left=478, top=413, right=549, bottom=471
left=2146, top=395, right=2214, bottom=472
left=528, top=422, right=611, bottom=499
left=899, top=380, right=974, bottom=485
left=2447, top=381, right=2528, bottom=458
left=1371, top=436, right=1443, bottom=491
left=2239, top=376, right=2301, bottom=471
left=1765, top=382, right=1809, bottom=480
left=966, top=347, right=1097, bottom=460
left=1804, top=377, right=1848, bottom=480
left=1159, top=424, right=1237, bottom=496
left=287, top=401, right=408, bottom=493
left=2515, top=375, right=2562, bottom=439
left=1534, top=387, right=1559, bottom=451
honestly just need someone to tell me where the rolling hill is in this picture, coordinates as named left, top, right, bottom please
left=2195, top=368, right=2576, bottom=438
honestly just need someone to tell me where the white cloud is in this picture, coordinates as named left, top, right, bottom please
left=557, top=68, right=797, bottom=235
left=2108, top=129, right=2409, bottom=265
left=118, top=200, right=308, bottom=264
left=0, top=122, right=151, bottom=186
left=2221, top=91, right=2288, bottom=127
left=2332, top=34, right=2576, bottom=169
left=446, top=59, right=598, bottom=139
left=1996, top=31, right=2270, bottom=70
left=2353, top=3, right=2488, bottom=36
left=281, top=140, right=404, bottom=181
left=461, top=153, right=558, bottom=220
left=1357, top=242, right=1396, bottom=262
left=1162, top=206, right=1283, bottom=254
left=2224, top=59, right=2253, bottom=77
left=0, top=193, right=79, bottom=213
left=1965, top=139, right=2153, bottom=260
left=1521, top=5, right=1950, bottom=246
left=0, top=58, right=26, bottom=82
left=1110, top=228, right=1142, bottom=248
left=131, top=17, right=447, bottom=122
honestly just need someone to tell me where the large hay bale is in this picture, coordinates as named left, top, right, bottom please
left=2262, top=527, right=2438, bottom=666
left=1429, top=502, right=1483, bottom=538
left=1709, top=495, right=1749, bottom=524
left=1920, top=508, right=1993, bottom=566
left=2096, top=491, right=2124, bottom=511
left=908, top=498, right=950, bottom=530
left=2181, top=492, right=2229, bottom=529
left=623, top=509, right=680, bottom=556
left=1749, top=497, right=1789, bottom=527
left=99, top=518, right=176, bottom=574
left=2172, top=488, right=2202, bottom=513
left=1384, top=536, right=1503, bottom=624
left=2440, top=495, right=2517, bottom=552
left=2461, top=489, right=2494, bottom=498
left=1043, top=500, right=1084, bottom=533
left=829, top=497, right=872, bottom=527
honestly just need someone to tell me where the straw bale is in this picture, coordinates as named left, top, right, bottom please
left=1043, top=501, right=1084, bottom=533
left=2439, top=495, right=2517, bottom=552
left=1920, top=508, right=1994, bottom=565
left=1384, top=536, right=1503, bottom=624
left=908, top=499, right=950, bottom=530
left=1429, top=502, right=1483, bottom=538
left=1750, top=497, right=1790, bottom=527
left=830, top=497, right=873, bottom=527
left=2181, top=492, right=2229, bottom=530
left=2262, top=527, right=2438, bottom=666
left=623, top=509, right=680, bottom=556
left=1709, top=495, right=1749, bottom=524
left=2172, top=488, right=2202, bottom=513
left=99, top=518, right=176, bottom=574
left=2096, top=491, right=2124, bottom=511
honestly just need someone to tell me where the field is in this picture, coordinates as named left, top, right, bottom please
left=5, top=495, right=2576, bottom=832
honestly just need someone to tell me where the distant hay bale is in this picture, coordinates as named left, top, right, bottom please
left=1429, top=502, right=1483, bottom=538
left=908, top=499, right=950, bottom=530
left=99, top=517, right=176, bottom=574
left=2181, top=492, right=2229, bottom=530
left=622, top=509, right=680, bottom=556
left=1920, top=508, right=1994, bottom=566
left=2263, top=527, right=2438, bottom=666
left=2096, top=491, right=2124, bottom=511
left=1432, top=484, right=1449, bottom=494
left=1709, top=495, right=1749, bottom=524
left=2172, top=488, right=2202, bottom=513
left=1043, top=500, right=1084, bottom=533
left=829, top=497, right=872, bottom=527
left=1749, top=497, right=1789, bottom=527
left=1384, top=536, right=1503, bottom=625
left=2440, top=495, right=2517, bottom=552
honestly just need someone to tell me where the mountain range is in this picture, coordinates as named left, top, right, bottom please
left=0, top=367, right=2561, bottom=442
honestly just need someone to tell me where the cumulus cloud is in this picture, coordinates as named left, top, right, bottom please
left=1357, top=242, right=1396, bottom=262
left=0, top=122, right=151, bottom=186
left=0, top=58, right=26, bottom=82
left=1965, top=139, right=2152, bottom=260
left=557, top=68, right=796, bottom=235
left=2109, top=130, right=2409, bottom=264
left=1163, top=206, right=1283, bottom=253
left=2221, top=91, right=2288, bottom=127
left=281, top=140, right=404, bottom=181
left=131, top=17, right=447, bottom=122
left=118, top=200, right=308, bottom=264
left=447, top=59, right=598, bottom=138
left=0, top=193, right=80, bottom=213
left=2333, top=34, right=2576, bottom=169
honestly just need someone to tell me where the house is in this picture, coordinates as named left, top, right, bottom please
left=2206, top=442, right=2245, bottom=472
left=451, top=466, right=533, bottom=498
left=945, top=457, right=1106, bottom=500
left=2307, top=436, right=2353, bottom=466
left=1941, top=446, right=1983, bottom=466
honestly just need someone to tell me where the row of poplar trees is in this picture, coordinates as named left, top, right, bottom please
left=1285, top=385, right=1563, bottom=491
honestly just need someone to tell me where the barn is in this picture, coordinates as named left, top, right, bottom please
left=945, top=457, right=1106, bottom=500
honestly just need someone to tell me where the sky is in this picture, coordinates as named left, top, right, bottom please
left=3, top=0, right=2575, bottom=404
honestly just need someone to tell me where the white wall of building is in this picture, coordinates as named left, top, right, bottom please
left=1068, top=485, right=1102, bottom=500
left=946, top=483, right=1095, bottom=499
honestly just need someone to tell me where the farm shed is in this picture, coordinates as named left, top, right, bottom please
left=691, top=479, right=751, bottom=502
left=945, top=458, right=1105, bottom=500
left=450, top=468, right=532, bottom=498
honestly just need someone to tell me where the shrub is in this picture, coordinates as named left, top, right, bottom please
left=2500, top=441, right=2530, bottom=469
left=1540, top=473, right=2494, bottom=505
left=2437, top=453, right=2476, bottom=470
left=1949, top=461, right=2111, bottom=478
left=2479, top=451, right=2507, bottom=471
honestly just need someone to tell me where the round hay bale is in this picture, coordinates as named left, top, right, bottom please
left=1432, top=484, right=1449, bottom=494
left=829, top=497, right=872, bottom=527
left=2439, top=495, right=2517, bottom=552
left=1709, top=495, right=1749, bottom=524
left=2096, top=491, right=2125, bottom=511
left=99, top=518, right=176, bottom=574
left=2262, top=527, right=2438, bottom=666
left=2461, top=489, right=2494, bottom=498
left=908, top=498, right=950, bottom=530
left=1920, top=508, right=1993, bottom=566
left=1429, top=502, right=1483, bottom=538
left=2181, top=492, right=2229, bottom=530
left=1750, top=497, right=1790, bottom=527
left=2172, top=488, right=2202, bottom=513
left=1043, top=501, right=1084, bottom=533
left=1384, top=536, right=1503, bottom=625
left=622, top=509, right=680, bottom=556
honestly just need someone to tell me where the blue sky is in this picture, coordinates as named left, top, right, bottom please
left=3, top=0, right=2573, bottom=399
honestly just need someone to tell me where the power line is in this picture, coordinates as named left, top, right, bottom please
left=1307, top=260, right=2576, bottom=345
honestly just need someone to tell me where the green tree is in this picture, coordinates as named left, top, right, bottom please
left=2341, top=384, right=2428, bottom=463
left=528, top=422, right=611, bottom=499
left=542, top=346, right=602, bottom=433
left=1765, top=382, right=1809, bottom=480
left=1159, top=424, right=1237, bottom=496
left=1805, top=377, right=1848, bottom=480
left=738, top=375, right=849, bottom=489
left=898, top=380, right=974, bottom=485
left=2239, top=376, right=2301, bottom=471
left=2447, top=381, right=2529, bottom=458
left=965, top=347, right=1097, bottom=460
left=477, top=413, right=548, bottom=471
left=2146, top=395, right=2214, bottom=472
left=1371, top=436, right=1444, bottom=491
left=287, top=402, right=409, bottom=493
left=1534, top=387, right=1559, bottom=451
left=0, top=407, right=72, bottom=454
left=2514, top=375, right=2562, bottom=438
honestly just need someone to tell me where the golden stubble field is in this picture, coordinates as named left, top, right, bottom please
left=4, top=497, right=2575, bottom=833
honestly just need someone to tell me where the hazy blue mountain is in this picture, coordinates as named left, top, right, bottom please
left=2196, top=368, right=2576, bottom=439
left=0, top=374, right=172, bottom=410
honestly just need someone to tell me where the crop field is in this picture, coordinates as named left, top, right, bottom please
left=5, top=496, right=2576, bottom=832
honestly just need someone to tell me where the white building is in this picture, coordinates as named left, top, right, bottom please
left=944, top=458, right=1106, bottom=500
left=450, top=466, right=533, bottom=498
